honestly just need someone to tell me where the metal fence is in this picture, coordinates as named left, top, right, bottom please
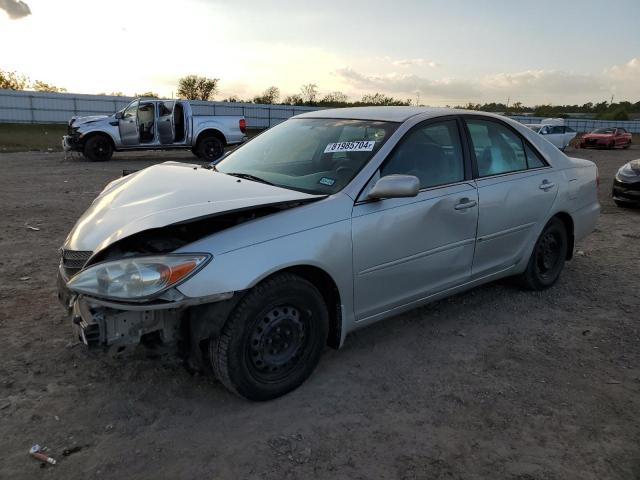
left=0, top=89, right=321, bottom=128
left=3, top=89, right=640, bottom=133
left=509, top=115, right=640, bottom=133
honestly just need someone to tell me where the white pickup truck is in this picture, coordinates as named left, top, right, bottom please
left=63, top=98, right=247, bottom=162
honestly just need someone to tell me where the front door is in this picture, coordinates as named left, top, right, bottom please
left=464, top=118, right=559, bottom=277
left=352, top=119, right=478, bottom=321
left=118, top=100, right=139, bottom=145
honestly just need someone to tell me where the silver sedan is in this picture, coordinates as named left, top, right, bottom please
left=58, top=107, right=600, bottom=400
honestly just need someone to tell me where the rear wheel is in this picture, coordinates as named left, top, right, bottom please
left=517, top=217, right=568, bottom=290
left=83, top=134, right=113, bottom=161
left=196, top=134, right=225, bottom=162
left=210, top=273, right=329, bottom=401
left=623, top=141, right=631, bottom=149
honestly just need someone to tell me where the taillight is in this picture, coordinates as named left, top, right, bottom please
left=239, top=118, right=246, bottom=134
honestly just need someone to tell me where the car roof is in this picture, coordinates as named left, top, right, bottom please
left=295, top=106, right=472, bottom=122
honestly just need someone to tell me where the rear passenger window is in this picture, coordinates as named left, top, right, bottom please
left=524, top=144, right=546, bottom=169
left=381, top=120, right=464, bottom=188
left=466, top=119, right=527, bottom=176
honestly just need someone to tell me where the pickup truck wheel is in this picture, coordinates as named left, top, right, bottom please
left=210, top=273, right=329, bottom=401
left=197, top=135, right=225, bottom=162
left=517, top=217, right=568, bottom=291
left=83, top=134, right=113, bottom=162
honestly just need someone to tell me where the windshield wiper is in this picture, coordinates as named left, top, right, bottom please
left=224, top=172, right=274, bottom=186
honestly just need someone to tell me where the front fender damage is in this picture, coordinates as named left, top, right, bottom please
left=65, top=199, right=318, bottom=369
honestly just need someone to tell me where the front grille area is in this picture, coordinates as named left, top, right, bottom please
left=61, top=249, right=92, bottom=278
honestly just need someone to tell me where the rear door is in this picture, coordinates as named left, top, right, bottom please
left=352, top=118, right=478, bottom=320
left=464, top=117, right=559, bottom=277
left=119, top=100, right=139, bottom=145
left=158, top=101, right=175, bottom=144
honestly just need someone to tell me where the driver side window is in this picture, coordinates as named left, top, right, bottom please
left=380, top=120, right=464, bottom=189
left=123, top=100, right=139, bottom=119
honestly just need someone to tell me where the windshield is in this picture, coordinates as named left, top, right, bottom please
left=592, top=128, right=614, bottom=134
left=216, top=118, right=398, bottom=194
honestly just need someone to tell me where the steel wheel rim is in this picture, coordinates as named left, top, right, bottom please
left=204, top=140, right=222, bottom=160
left=536, top=230, right=561, bottom=279
left=247, top=304, right=308, bottom=382
left=92, top=139, right=110, bottom=160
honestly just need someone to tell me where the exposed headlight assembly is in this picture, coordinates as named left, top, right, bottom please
left=67, top=254, right=210, bottom=301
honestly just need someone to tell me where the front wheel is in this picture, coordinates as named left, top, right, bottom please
left=83, top=134, right=113, bottom=161
left=210, top=273, right=329, bottom=401
left=196, top=135, right=225, bottom=162
left=517, top=218, right=568, bottom=290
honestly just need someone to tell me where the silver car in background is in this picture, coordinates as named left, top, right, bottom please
left=57, top=107, right=600, bottom=400
left=62, top=98, right=247, bottom=162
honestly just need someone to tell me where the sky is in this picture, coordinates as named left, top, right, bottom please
left=1, top=0, right=639, bottom=106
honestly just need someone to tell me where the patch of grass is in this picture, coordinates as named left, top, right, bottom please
left=0, top=123, right=67, bottom=152
left=0, top=124, right=265, bottom=153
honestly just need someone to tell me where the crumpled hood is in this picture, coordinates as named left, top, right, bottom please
left=64, top=162, right=321, bottom=253
left=71, top=114, right=111, bottom=126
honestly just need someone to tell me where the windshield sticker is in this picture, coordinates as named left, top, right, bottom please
left=324, top=140, right=375, bottom=153
left=319, top=177, right=336, bottom=186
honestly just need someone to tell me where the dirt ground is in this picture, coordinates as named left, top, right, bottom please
left=0, top=145, right=639, bottom=480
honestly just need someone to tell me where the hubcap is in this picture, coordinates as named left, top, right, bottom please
left=248, top=305, right=306, bottom=379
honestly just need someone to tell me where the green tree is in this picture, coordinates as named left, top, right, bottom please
left=300, top=83, right=319, bottom=104
left=283, top=94, right=304, bottom=105
left=135, top=91, right=159, bottom=98
left=319, top=91, right=348, bottom=106
left=253, top=86, right=280, bottom=104
left=177, top=75, right=219, bottom=101
left=0, top=69, right=29, bottom=90
left=33, top=80, right=67, bottom=93
left=360, top=93, right=411, bottom=106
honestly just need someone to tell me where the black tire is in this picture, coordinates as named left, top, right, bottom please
left=623, top=141, right=631, bottom=149
left=196, top=134, right=225, bottom=162
left=608, top=141, right=615, bottom=150
left=82, top=134, right=114, bottom=162
left=517, top=217, right=568, bottom=291
left=211, top=273, right=329, bottom=401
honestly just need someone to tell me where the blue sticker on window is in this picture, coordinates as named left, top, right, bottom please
left=319, top=177, right=336, bottom=186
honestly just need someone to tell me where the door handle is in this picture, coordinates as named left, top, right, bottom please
left=454, top=198, right=477, bottom=210
left=539, top=180, right=555, bottom=191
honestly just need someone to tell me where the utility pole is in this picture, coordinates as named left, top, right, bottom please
left=610, top=94, right=614, bottom=105
left=506, top=96, right=510, bottom=110
left=415, top=91, right=420, bottom=106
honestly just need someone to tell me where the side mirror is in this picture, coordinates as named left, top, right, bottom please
left=367, top=174, right=420, bottom=200
left=115, top=111, right=123, bottom=120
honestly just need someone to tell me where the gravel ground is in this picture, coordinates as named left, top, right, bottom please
left=0, top=146, right=639, bottom=480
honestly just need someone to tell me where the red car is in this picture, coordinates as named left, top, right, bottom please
left=579, top=127, right=632, bottom=149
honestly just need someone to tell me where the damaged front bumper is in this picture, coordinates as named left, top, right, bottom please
left=62, top=135, right=82, bottom=152
left=57, top=268, right=234, bottom=351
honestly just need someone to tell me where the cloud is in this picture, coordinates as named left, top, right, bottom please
left=0, top=0, right=31, bottom=19
left=392, top=58, right=438, bottom=68
left=336, top=67, right=481, bottom=100
left=334, top=64, right=635, bottom=104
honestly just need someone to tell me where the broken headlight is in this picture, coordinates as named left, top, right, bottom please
left=66, top=254, right=210, bottom=301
